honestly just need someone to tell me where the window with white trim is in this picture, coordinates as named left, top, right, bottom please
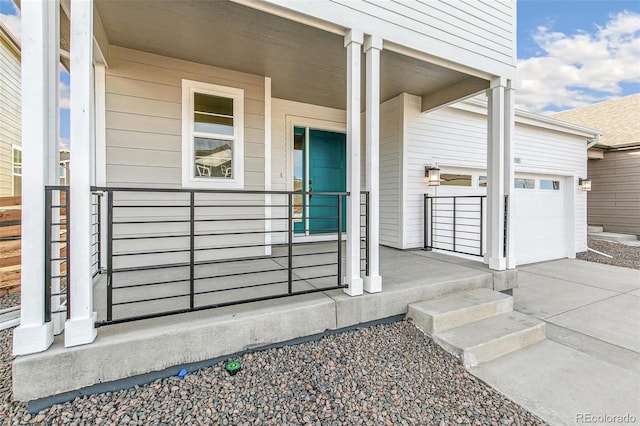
left=12, top=146, right=21, bottom=196
left=182, top=80, right=244, bottom=188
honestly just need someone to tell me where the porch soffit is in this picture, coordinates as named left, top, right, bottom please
left=95, top=0, right=474, bottom=110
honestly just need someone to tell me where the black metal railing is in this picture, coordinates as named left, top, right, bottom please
left=424, top=195, right=486, bottom=257
left=503, top=194, right=509, bottom=258
left=360, top=191, right=369, bottom=276
left=91, top=191, right=102, bottom=277
left=91, top=187, right=360, bottom=326
left=44, top=186, right=70, bottom=322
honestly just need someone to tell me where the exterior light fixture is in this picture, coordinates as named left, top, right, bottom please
left=425, top=165, right=441, bottom=186
left=578, top=178, right=592, bottom=192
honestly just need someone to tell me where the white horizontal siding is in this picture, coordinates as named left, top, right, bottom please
left=380, top=95, right=403, bottom=248
left=104, top=46, right=267, bottom=261
left=0, top=37, right=21, bottom=197
left=265, top=0, right=515, bottom=77
left=402, top=95, right=588, bottom=254
left=105, top=46, right=265, bottom=189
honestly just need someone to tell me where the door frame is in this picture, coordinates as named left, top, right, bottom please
left=285, top=115, right=347, bottom=241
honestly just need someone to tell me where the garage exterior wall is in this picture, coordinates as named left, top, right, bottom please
left=397, top=95, right=588, bottom=255
left=588, top=149, right=640, bottom=234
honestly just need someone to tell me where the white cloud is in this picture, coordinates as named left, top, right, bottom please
left=516, top=11, right=640, bottom=114
left=59, top=137, right=70, bottom=150
left=59, top=79, right=70, bottom=109
left=0, top=12, right=21, bottom=42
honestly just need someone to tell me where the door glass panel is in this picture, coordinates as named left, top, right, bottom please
left=293, top=128, right=305, bottom=225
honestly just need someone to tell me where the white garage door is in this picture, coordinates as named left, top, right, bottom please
left=512, top=175, right=567, bottom=265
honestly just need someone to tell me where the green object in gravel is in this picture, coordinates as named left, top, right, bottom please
left=225, top=361, right=242, bottom=375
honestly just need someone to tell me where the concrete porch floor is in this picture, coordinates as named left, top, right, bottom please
left=14, top=246, right=514, bottom=403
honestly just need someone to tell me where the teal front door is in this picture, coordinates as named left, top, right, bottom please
left=293, top=127, right=346, bottom=235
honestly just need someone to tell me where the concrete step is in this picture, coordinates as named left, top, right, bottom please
left=406, top=288, right=512, bottom=335
left=588, top=232, right=638, bottom=242
left=433, top=311, right=545, bottom=368
left=587, top=225, right=604, bottom=233
left=0, top=305, right=20, bottom=331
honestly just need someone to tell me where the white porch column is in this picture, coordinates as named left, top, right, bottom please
left=65, top=0, right=97, bottom=347
left=485, top=77, right=507, bottom=271
left=363, top=35, right=382, bottom=293
left=344, top=30, right=364, bottom=296
left=13, top=0, right=59, bottom=355
left=503, top=79, right=516, bottom=269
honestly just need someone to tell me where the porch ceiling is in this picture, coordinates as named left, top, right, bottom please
left=95, top=0, right=474, bottom=110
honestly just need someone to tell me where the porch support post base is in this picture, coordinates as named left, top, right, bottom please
left=364, top=274, right=382, bottom=293
left=12, top=323, right=54, bottom=356
left=52, top=312, right=67, bottom=336
left=64, top=313, right=97, bottom=348
left=488, top=257, right=507, bottom=271
left=344, top=277, right=364, bottom=296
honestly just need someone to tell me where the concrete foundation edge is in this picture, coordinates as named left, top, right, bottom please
left=25, top=314, right=404, bottom=413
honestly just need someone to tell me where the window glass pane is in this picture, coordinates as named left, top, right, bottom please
left=479, top=176, right=487, bottom=187
left=441, top=174, right=472, bottom=186
left=12, top=148, right=21, bottom=175
left=514, top=178, right=535, bottom=189
left=194, top=137, right=233, bottom=178
left=194, top=93, right=233, bottom=135
left=293, top=130, right=304, bottom=221
left=540, top=179, right=560, bottom=190
left=13, top=175, right=21, bottom=196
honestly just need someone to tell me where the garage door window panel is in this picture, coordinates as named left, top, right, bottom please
left=540, top=179, right=560, bottom=190
left=514, top=178, right=535, bottom=189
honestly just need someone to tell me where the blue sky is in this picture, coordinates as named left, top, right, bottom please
left=517, top=0, right=640, bottom=113
left=1, top=0, right=639, bottom=133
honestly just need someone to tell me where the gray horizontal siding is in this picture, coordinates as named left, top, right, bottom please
left=587, top=150, right=640, bottom=234
left=104, top=46, right=267, bottom=261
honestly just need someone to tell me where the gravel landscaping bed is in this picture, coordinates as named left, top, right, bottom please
left=0, top=321, right=544, bottom=425
left=578, top=238, right=640, bottom=270
left=0, top=293, right=20, bottom=311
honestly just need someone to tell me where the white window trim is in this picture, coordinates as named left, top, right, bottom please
left=181, top=79, right=244, bottom=189
left=12, top=145, right=22, bottom=176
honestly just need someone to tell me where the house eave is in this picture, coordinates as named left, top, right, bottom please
left=452, top=98, right=603, bottom=140
left=0, top=19, right=21, bottom=57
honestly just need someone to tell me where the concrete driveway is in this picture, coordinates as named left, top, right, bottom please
left=470, top=259, right=640, bottom=425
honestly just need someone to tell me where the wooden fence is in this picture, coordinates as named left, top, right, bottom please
left=0, top=196, right=21, bottom=295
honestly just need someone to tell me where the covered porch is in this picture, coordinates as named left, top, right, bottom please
left=13, top=246, right=515, bottom=403
left=14, top=0, right=516, bottom=361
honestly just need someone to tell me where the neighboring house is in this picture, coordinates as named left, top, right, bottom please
left=0, top=19, right=21, bottom=197
left=553, top=94, right=640, bottom=235
left=12, top=0, right=599, bottom=402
